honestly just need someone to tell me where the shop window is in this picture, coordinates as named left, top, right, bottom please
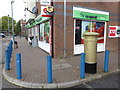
left=75, top=20, right=105, bottom=45
left=39, top=21, right=50, bottom=43
left=40, top=23, right=44, bottom=41
left=75, top=20, right=82, bottom=44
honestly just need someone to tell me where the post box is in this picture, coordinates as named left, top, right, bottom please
left=83, top=32, right=99, bottom=74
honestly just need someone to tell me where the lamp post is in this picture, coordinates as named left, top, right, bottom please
left=11, top=0, right=15, bottom=43
left=64, top=0, right=66, bottom=58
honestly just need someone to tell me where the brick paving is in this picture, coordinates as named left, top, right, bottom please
left=6, top=37, right=118, bottom=84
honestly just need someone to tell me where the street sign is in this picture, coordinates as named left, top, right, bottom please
left=109, top=26, right=120, bottom=38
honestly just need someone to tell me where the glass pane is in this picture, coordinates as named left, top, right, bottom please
left=39, top=21, right=50, bottom=43
left=75, top=20, right=81, bottom=45
left=44, top=21, right=50, bottom=43
left=81, top=21, right=91, bottom=44
left=40, top=23, right=44, bottom=41
left=92, top=22, right=105, bottom=43
left=81, top=21, right=105, bottom=44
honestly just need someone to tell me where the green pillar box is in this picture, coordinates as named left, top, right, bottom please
left=83, top=32, right=99, bottom=74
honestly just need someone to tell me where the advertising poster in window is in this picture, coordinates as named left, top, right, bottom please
left=44, top=21, right=50, bottom=43
left=39, top=21, right=50, bottom=43
left=81, top=21, right=105, bottom=44
left=40, top=23, right=44, bottom=41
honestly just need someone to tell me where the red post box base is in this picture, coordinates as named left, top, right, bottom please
left=85, top=63, right=97, bottom=74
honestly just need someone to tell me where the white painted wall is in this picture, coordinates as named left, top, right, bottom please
left=26, top=0, right=36, bottom=21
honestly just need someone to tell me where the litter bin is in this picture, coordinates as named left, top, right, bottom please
left=83, top=32, right=99, bottom=74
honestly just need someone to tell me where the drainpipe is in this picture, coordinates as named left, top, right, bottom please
left=64, top=0, right=66, bottom=58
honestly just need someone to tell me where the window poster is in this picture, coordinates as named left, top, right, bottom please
left=44, top=21, right=50, bottom=43
left=81, top=21, right=105, bottom=44
left=40, top=23, right=44, bottom=41
left=39, top=21, right=50, bottom=43
left=75, top=20, right=81, bottom=44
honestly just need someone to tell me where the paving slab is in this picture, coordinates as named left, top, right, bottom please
left=2, top=37, right=119, bottom=88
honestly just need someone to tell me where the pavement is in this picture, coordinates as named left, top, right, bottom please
left=1, top=36, right=12, bottom=90
left=2, top=37, right=119, bottom=88
left=1, top=36, right=11, bottom=64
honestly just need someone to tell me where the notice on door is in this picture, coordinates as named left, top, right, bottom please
left=109, top=26, right=120, bottom=38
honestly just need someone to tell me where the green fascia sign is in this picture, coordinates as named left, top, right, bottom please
left=35, top=16, right=50, bottom=25
left=31, top=22, right=36, bottom=27
left=73, top=10, right=109, bottom=21
left=26, top=21, right=36, bottom=28
left=25, top=24, right=31, bottom=28
left=26, top=16, right=50, bottom=28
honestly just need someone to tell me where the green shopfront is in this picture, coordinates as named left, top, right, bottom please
left=35, top=15, right=51, bottom=54
left=26, top=15, right=52, bottom=54
left=73, top=7, right=109, bottom=54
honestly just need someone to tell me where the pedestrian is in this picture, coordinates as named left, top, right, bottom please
left=29, top=36, right=34, bottom=46
left=14, top=41, right=18, bottom=49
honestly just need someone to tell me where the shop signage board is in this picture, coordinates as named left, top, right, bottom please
left=40, top=0, right=51, bottom=5
left=41, top=6, right=51, bottom=17
left=41, top=6, right=47, bottom=15
left=73, top=7, right=109, bottom=21
left=46, top=6, right=54, bottom=13
left=26, top=22, right=36, bottom=28
left=109, top=26, right=120, bottom=38
left=25, top=24, right=31, bottom=28
left=35, top=15, right=50, bottom=24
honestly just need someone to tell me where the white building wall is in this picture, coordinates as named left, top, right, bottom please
left=26, top=0, right=36, bottom=21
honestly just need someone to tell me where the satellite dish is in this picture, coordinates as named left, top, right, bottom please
left=32, top=6, right=37, bottom=14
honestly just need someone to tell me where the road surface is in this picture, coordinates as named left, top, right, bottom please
left=72, top=72, right=119, bottom=89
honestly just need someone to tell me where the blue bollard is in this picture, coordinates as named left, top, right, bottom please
left=9, top=43, right=11, bottom=54
left=104, top=50, right=110, bottom=72
left=10, top=40, right=13, bottom=44
left=5, top=49, right=10, bottom=70
left=80, top=53, right=85, bottom=78
left=47, top=56, right=52, bottom=83
left=7, top=46, right=11, bottom=62
left=10, top=42, right=12, bottom=57
left=16, top=53, right=22, bottom=79
left=11, top=41, right=13, bottom=52
left=10, top=42, right=12, bottom=55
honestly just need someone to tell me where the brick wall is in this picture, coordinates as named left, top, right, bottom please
left=36, top=2, right=119, bottom=58
left=53, top=2, right=119, bottom=58
left=21, top=20, right=27, bottom=36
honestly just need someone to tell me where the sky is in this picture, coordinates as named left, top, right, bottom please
left=0, top=0, right=26, bottom=22
left=0, top=0, right=119, bottom=22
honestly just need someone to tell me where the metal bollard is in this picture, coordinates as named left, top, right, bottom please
left=9, top=43, right=12, bottom=57
left=47, top=56, right=52, bottom=83
left=104, top=50, right=110, bottom=72
left=11, top=41, right=13, bottom=52
left=5, top=49, right=10, bottom=70
left=80, top=53, right=85, bottom=78
left=7, top=46, right=10, bottom=62
left=16, top=53, right=22, bottom=79
left=10, top=42, right=12, bottom=55
left=8, top=46, right=11, bottom=62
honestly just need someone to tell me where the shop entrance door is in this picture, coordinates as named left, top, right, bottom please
left=74, top=19, right=106, bottom=54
